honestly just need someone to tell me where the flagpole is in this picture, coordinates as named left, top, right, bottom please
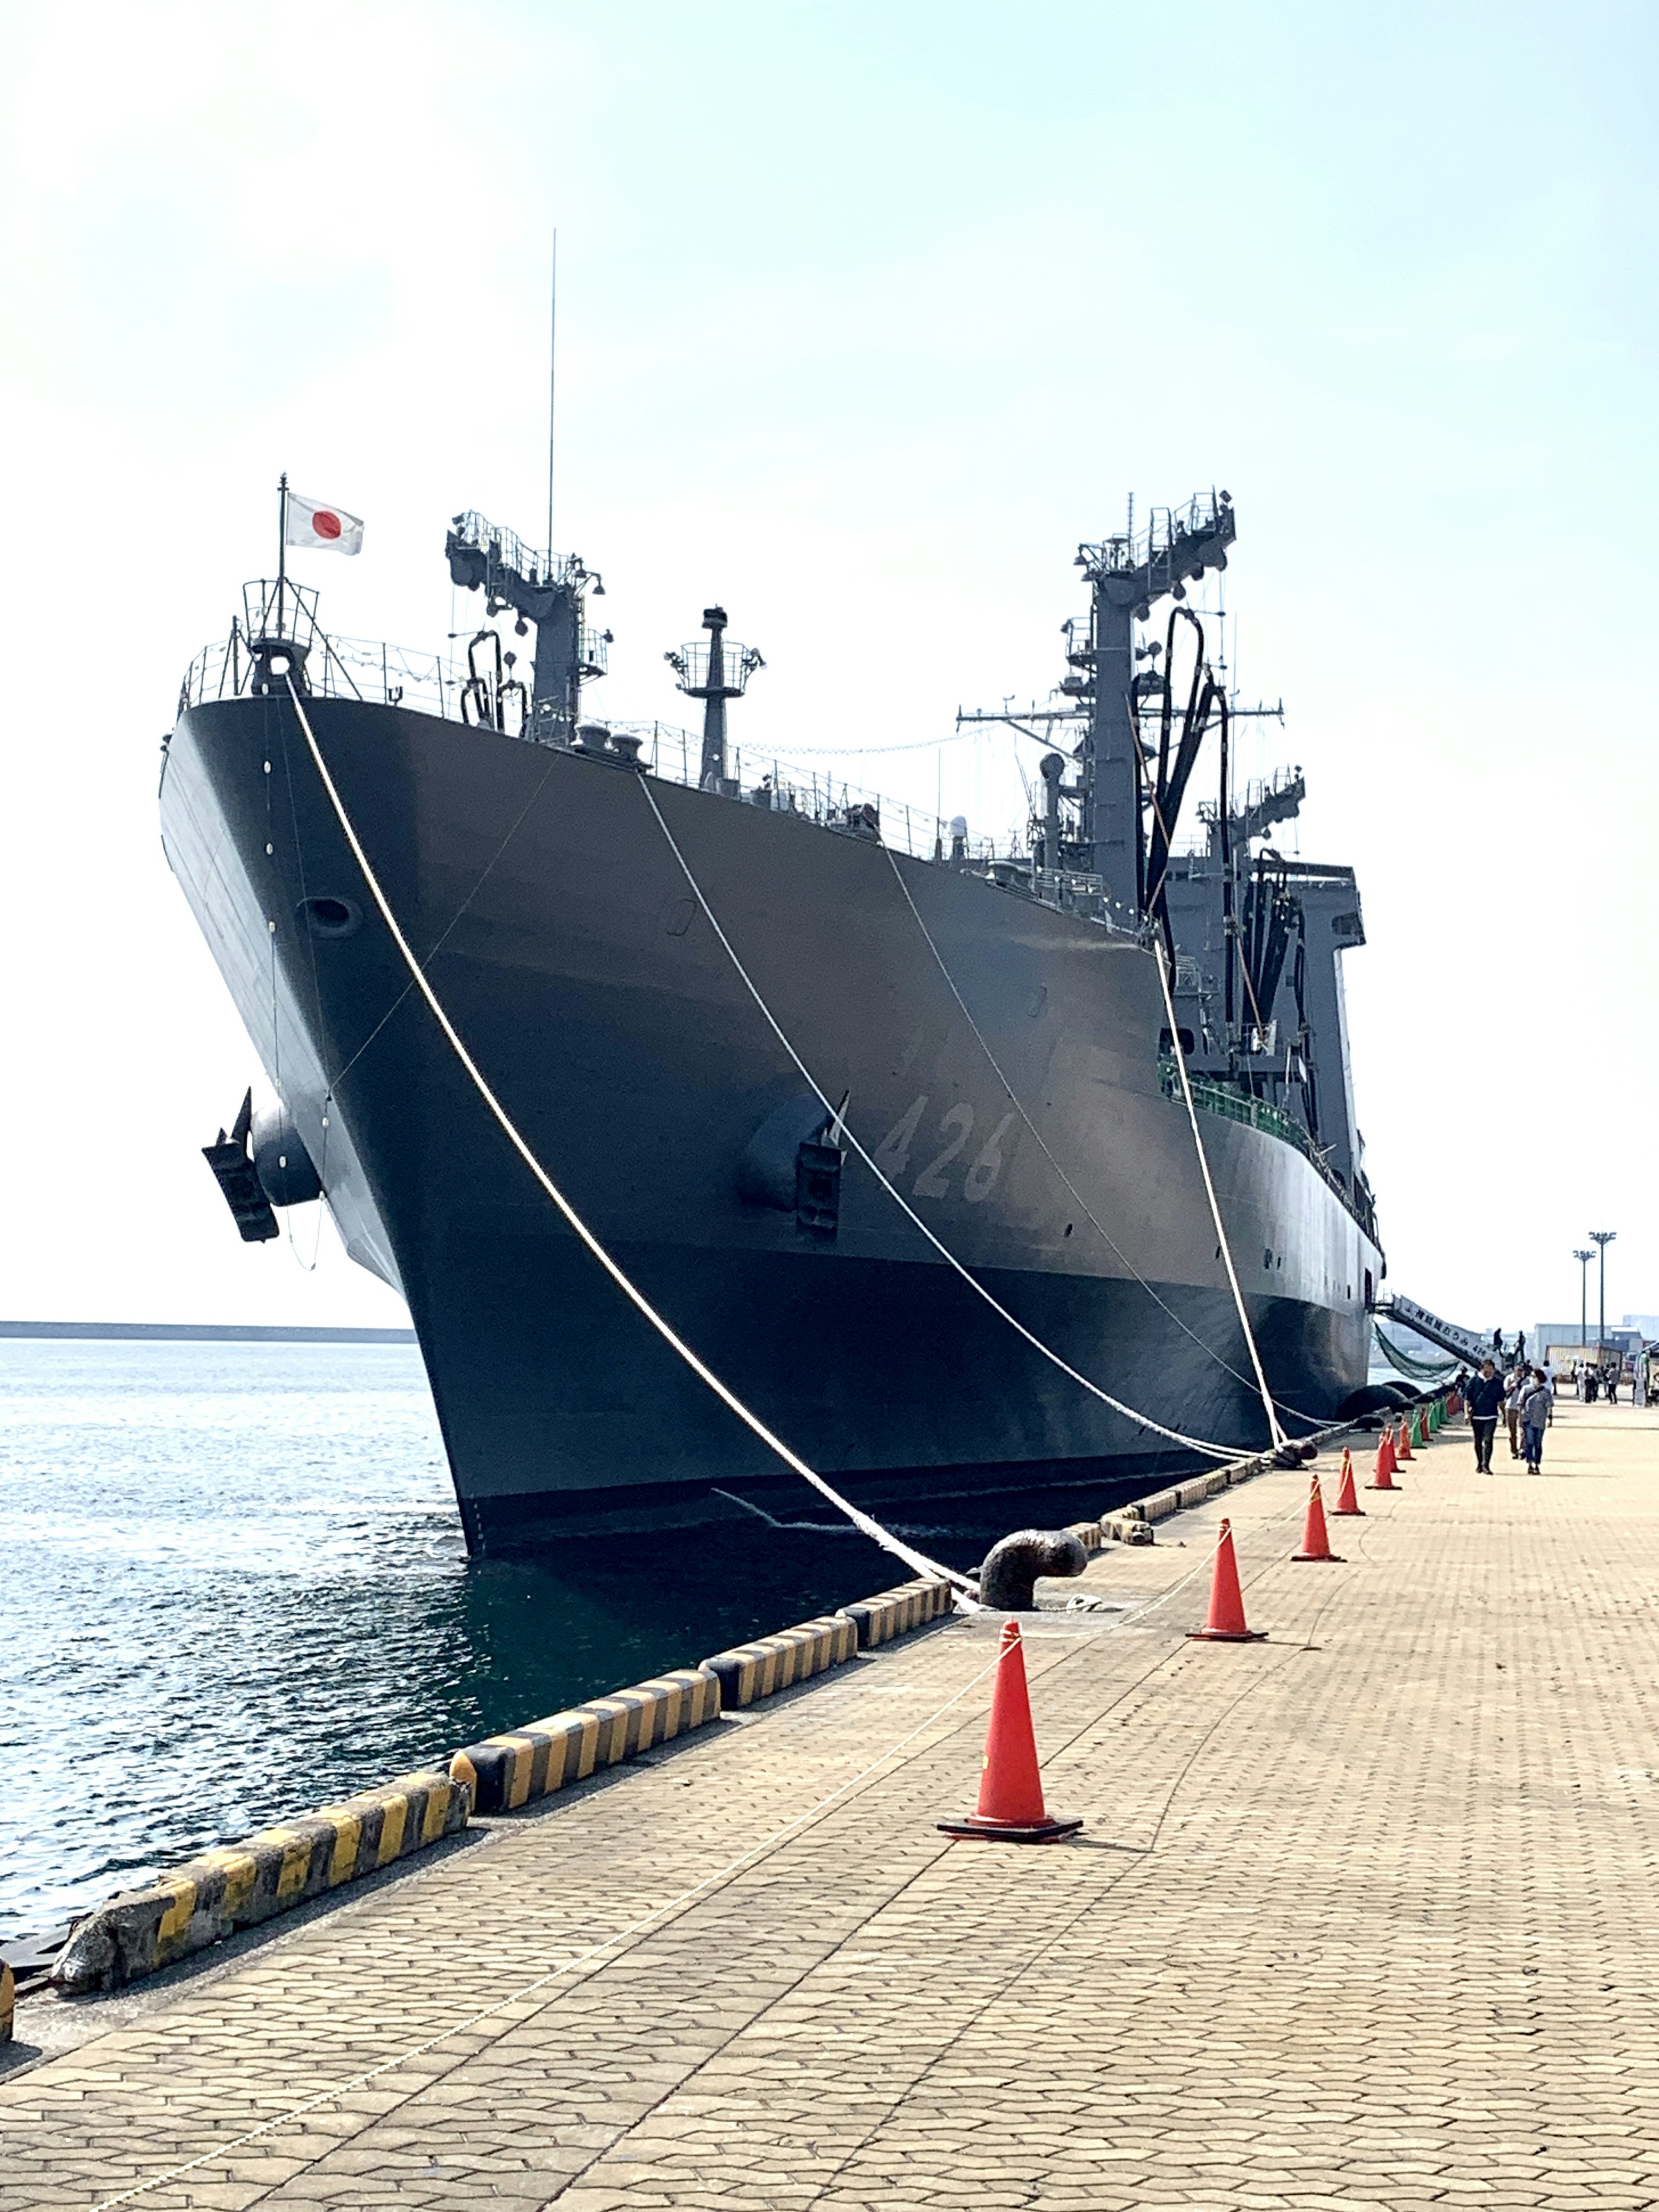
left=277, top=471, right=289, bottom=637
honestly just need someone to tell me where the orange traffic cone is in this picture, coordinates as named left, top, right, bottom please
left=1332, top=1446, right=1365, bottom=1516
left=1293, top=1471, right=1344, bottom=1561
left=1395, top=1414, right=1414, bottom=1462
left=1368, top=1425, right=1399, bottom=1491
left=1187, top=1518, right=1267, bottom=1642
left=938, top=1620, right=1081, bottom=1843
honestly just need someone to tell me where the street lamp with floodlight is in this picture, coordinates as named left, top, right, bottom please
left=1589, top=1230, right=1616, bottom=1366
left=1573, top=1249, right=1594, bottom=1352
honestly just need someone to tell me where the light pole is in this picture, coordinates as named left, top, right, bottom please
left=1573, top=1249, right=1594, bottom=1351
left=1589, top=1230, right=1616, bottom=1366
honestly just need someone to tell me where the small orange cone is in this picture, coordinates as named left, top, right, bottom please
left=1368, top=1425, right=1400, bottom=1491
left=1293, top=1471, right=1344, bottom=1561
left=1395, top=1414, right=1414, bottom=1462
left=938, top=1620, right=1081, bottom=1843
left=1187, top=1518, right=1267, bottom=1642
left=1332, top=1446, right=1365, bottom=1516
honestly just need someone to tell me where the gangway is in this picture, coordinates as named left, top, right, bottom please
left=1376, top=1295, right=1495, bottom=1369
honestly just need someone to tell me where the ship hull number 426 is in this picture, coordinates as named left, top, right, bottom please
left=872, top=1096, right=1017, bottom=1203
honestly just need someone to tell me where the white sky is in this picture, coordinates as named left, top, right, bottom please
left=0, top=0, right=1651, bottom=1336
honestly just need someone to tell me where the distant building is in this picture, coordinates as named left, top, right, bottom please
left=1534, top=1321, right=1646, bottom=1363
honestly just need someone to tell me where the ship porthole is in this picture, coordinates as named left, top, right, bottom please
left=299, top=895, right=362, bottom=940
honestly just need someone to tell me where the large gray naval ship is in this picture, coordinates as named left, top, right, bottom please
left=165, top=489, right=1384, bottom=1552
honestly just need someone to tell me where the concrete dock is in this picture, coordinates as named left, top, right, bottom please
left=4, top=1401, right=1658, bottom=2209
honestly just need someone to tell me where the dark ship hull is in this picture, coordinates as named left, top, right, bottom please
left=161, top=690, right=1381, bottom=1550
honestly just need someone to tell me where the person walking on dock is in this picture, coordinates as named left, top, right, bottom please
left=1466, top=1358, right=1505, bottom=1473
left=1504, top=1364, right=1526, bottom=1460
left=1520, top=1368, right=1551, bottom=1473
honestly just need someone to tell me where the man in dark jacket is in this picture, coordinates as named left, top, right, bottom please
left=1465, top=1359, right=1506, bottom=1473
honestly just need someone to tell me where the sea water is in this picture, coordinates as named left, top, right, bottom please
left=0, top=1339, right=915, bottom=1941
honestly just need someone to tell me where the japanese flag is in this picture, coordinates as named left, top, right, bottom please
left=285, top=492, right=364, bottom=555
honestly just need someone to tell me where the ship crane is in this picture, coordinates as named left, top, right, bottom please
left=444, top=511, right=609, bottom=743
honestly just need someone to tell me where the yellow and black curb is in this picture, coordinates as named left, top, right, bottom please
left=452, top=1667, right=721, bottom=1815
left=52, top=1770, right=470, bottom=1994
left=836, top=1574, right=955, bottom=1648
left=704, top=1612, right=858, bottom=1705
left=42, top=1573, right=958, bottom=1997
left=1, top=1960, right=13, bottom=2045
left=1109, top=1460, right=1256, bottom=1535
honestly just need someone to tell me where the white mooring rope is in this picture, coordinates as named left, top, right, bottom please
left=282, top=680, right=973, bottom=1598
left=881, top=842, right=1314, bottom=1432
left=638, top=776, right=1252, bottom=1464
left=1151, top=938, right=1287, bottom=1449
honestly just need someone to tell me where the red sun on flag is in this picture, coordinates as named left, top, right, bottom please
left=284, top=490, right=365, bottom=555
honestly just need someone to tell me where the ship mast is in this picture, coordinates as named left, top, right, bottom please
left=1071, top=492, right=1236, bottom=915
left=666, top=607, right=765, bottom=791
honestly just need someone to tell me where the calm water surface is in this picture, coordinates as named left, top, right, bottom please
left=0, top=1339, right=922, bottom=1940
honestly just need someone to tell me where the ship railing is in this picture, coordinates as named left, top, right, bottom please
left=176, top=626, right=1032, bottom=871
left=447, top=510, right=571, bottom=591
left=1157, top=1058, right=1364, bottom=1220
left=1080, top=492, right=1233, bottom=579
left=623, top=725, right=957, bottom=864
left=179, top=626, right=470, bottom=718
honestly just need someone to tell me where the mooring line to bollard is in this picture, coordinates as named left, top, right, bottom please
left=639, top=775, right=1252, bottom=1463
left=1150, top=938, right=1287, bottom=1450
left=281, top=680, right=973, bottom=1601
left=882, top=843, right=1326, bottom=1433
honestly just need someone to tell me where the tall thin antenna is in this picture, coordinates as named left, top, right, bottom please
left=555, top=229, right=570, bottom=557
left=276, top=471, right=289, bottom=634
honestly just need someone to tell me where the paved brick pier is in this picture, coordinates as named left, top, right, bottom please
left=4, top=1401, right=1658, bottom=2209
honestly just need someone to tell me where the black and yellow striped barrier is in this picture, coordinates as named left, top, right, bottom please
left=1, top=1959, right=12, bottom=2045
left=453, top=1667, right=720, bottom=1816
left=837, top=1576, right=955, bottom=1649
left=705, top=1613, right=858, bottom=1704
left=38, top=1573, right=966, bottom=2001
left=1103, top=1456, right=1276, bottom=1541
left=52, top=1769, right=470, bottom=1993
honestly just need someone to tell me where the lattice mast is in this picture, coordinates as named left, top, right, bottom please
left=1070, top=493, right=1236, bottom=914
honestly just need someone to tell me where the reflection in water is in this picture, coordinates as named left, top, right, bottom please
left=0, top=1339, right=1136, bottom=1938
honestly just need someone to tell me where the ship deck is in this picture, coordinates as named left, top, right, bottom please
left=6, top=1400, right=1656, bottom=2209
